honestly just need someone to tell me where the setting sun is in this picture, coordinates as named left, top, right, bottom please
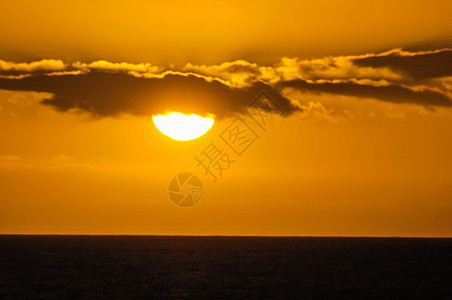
left=1, top=1, right=452, bottom=297
left=152, top=112, right=214, bottom=141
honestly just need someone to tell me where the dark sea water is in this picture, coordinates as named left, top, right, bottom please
left=0, top=236, right=451, bottom=299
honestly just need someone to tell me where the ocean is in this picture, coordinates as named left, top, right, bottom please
left=0, top=235, right=451, bottom=299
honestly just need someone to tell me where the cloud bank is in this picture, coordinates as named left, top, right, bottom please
left=0, top=48, right=451, bottom=119
left=0, top=72, right=295, bottom=119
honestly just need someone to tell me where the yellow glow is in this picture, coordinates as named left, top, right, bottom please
left=152, top=112, right=214, bottom=141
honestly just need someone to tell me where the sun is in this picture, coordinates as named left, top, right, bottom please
left=152, top=112, right=214, bottom=141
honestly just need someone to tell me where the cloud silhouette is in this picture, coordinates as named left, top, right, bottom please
left=353, top=48, right=452, bottom=79
left=0, top=48, right=451, bottom=118
left=278, top=79, right=451, bottom=107
left=0, top=72, right=298, bottom=118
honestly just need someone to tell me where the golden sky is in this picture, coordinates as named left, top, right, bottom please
left=1, top=0, right=452, bottom=236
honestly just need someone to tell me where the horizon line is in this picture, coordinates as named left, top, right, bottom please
left=1, top=233, right=451, bottom=239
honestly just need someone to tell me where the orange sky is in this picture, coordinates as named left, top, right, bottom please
left=0, top=0, right=451, bottom=236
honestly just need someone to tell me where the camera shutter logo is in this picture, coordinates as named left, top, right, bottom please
left=168, top=173, right=203, bottom=207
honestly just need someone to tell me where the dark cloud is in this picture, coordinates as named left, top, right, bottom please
left=0, top=72, right=298, bottom=118
left=1, top=49, right=451, bottom=119
left=353, top=49, right=452, bottom=79
left=278, top=80, right=451, bottom=107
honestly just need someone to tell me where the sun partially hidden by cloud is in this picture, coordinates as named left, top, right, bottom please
left=152, top=112, right=214, bottom=141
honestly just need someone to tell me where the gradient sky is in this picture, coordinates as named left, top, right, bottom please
left=1, top=0, right=451, bottom=236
